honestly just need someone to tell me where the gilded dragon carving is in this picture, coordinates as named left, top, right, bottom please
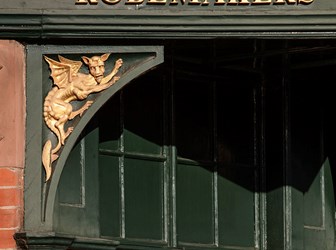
left=42, top=54, right=123, bottom=181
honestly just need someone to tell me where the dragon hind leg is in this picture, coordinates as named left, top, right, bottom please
left=55, top=115, right=70, bottom=145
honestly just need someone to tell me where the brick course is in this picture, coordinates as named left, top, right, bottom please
left=0, top=169, right=22, bottom=187
left=0, top=207, right=21, bottom=229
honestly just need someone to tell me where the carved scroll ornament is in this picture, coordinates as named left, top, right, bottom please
left=42, top=54, right=123, bottom=181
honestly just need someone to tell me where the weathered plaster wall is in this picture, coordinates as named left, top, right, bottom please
left=0, top=40, right=25, bottom=250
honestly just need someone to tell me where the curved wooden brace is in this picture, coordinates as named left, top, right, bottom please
left=42, top=47, right=164, bottom=226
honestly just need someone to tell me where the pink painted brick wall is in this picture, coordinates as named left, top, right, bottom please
left=0, top=40, right=25, bottom=250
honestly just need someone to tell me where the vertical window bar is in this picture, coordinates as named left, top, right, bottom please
left=213, top=81, right=219, bottom=247
left=260, top=40, right=268, bottom=250
left=163, top=72, right=169, bottom=244
left=212, top=41, right=219, bottom=247
left=282, top=41, right=292, bottom=250
left=253, top=39, right=266, bottom=250
left=255, top=82, right=265, bottom=250
left=170, top=50, right=178, bottom=248
left=80, top=138, right=86, bottom=207
left=120, top=91, right=126, bottom=239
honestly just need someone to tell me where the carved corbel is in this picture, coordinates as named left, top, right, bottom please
left=42, top=54, right=123, bottom=181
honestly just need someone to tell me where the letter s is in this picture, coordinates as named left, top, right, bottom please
left=298, top=0, right=313, bottom=3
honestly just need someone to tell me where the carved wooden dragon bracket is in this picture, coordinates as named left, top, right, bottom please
left=42, top=53, right=123, bottom=181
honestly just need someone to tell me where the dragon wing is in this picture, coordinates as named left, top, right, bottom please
left=44, top=56, right=82, bottom=88
left=58, top=55, right=82, bottom=76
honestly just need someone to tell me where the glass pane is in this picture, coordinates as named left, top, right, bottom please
left=99, top=93, right=121, bottom=151
left=217, top=166, right=255, bottom=247
left=290, top=68, right=324, bottom=227
left=124, top=74, right=164, bottom=155
left=99, top=155, right=121, bottom=238
left=124, top=158, right=164, bottom=240
left=175, top=78, right=213, bottom=161
left=217, top=80, right=255, bottom=166
left=176, top=163, right=214, bottom=244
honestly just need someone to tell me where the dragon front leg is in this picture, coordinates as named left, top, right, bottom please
left=69, top=100, right=93, bottom=120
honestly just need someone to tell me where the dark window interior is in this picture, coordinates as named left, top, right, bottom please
left=57, top=39, right=336, bottom=249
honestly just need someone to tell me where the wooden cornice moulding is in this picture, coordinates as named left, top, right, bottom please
left=2, top=8, right=336, bottom=38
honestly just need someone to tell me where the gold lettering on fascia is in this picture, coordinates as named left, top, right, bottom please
left=76, top=0, right=98, bottom=4
left=103, top=0, right=121, bottom=4
left=75, top=0, right=313, bottom=5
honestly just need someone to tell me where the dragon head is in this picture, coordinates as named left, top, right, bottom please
left=82, top=53, right=110, bottom=84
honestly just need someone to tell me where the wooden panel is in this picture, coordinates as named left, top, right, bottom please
left=55, top=127, right=100, bottom=237
left=58, top=140, right=85, bottom=206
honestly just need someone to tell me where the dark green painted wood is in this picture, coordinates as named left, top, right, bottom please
left=58, top=140, right=83, bottom=205
left=24, top=46, right=47, bottom=231
left=55, top=127, right=100, bottom=238
left=15, top=232, right=120, bottom=250
left=24, top=45, right=164, bottom=235
left=0, top=0, right=332, bottom=10
left=2, top=0, right=336, bottom=39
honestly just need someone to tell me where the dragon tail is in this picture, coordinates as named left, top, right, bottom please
left=42, top=116, right=63, bottom=181
left=42, top=140, right=53, bottom=181
left=42, top=139, right=61, bottom=182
